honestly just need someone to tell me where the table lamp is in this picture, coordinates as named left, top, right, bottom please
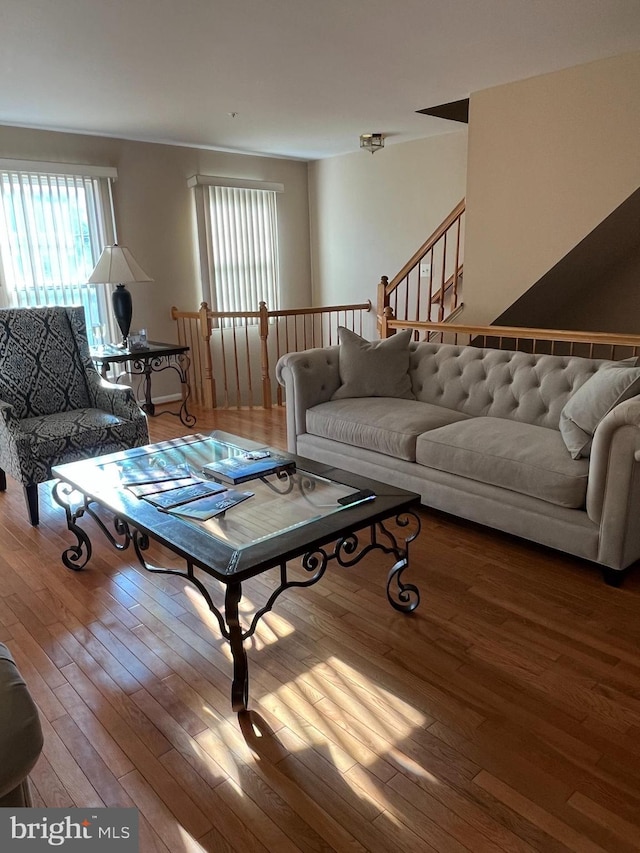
left=88, top=244, right=153, bottom=346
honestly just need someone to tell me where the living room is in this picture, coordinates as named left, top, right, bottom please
left=2, top=2, right=640, bottom=851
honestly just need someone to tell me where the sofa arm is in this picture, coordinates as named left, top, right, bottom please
left=276, top=346, right=341, bottom=452
left=586, top=396, right=640, bottom=569
left=0, top=644, right=44, bottom=807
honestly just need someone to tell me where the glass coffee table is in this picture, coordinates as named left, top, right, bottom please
left=52, top=432, right=422, bottom=713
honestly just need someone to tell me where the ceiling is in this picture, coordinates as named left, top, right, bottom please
left=1, top=0, right=640, bottom=161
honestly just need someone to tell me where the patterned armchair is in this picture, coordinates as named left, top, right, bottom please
left=0, top=306, right=149, bottom=525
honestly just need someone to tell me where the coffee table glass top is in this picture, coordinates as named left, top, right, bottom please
left=92, top=431, right=364, bottom=551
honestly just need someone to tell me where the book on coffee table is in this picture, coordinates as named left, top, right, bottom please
left=116, top=458, right=191, bottom=486
left=143, top=480, right=227, bottom=510
left=201, top=453, right=296, bottom=485
left=126, top=478, right=198, bottom=498
left=165, top=489, right=254, bottom=520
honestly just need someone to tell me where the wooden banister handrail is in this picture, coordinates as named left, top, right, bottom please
left=387, top=319, right=640, bottom=349
left=386, top=198, right=465, bottom=293
left=171, top=302, right=370, bottom=321
left=268, top=301, right=370, bottom=318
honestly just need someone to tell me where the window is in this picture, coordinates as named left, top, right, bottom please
left=0, top=161, right=117, bottom=346
left=189, top=176, right=282, bottom=321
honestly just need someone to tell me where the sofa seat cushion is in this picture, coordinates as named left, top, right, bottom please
left=415, top=417, right=589, bottom=508
left=306, top=398, right=470, bottom=461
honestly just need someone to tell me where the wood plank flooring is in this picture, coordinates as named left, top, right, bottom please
left=2, top=405, right=640, bottom=851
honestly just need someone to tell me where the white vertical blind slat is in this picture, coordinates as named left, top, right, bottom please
left=17, top=173, right=40, bottom=301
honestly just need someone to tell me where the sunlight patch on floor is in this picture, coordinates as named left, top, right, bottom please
left=184, top=584, right=295, bottom=651
left=176, top=823, right=207, bottom=852
left=179, top=585, right=443, bottom=808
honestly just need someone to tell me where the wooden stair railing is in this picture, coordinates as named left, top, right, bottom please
left=378, top=198, right=465, bottom=337
left=384, top=318, right=640, bottom=360
left=172, top=300, right=371, bottom=409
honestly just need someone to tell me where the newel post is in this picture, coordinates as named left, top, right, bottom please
left=199, top=301, right=216, bottom=409
left=381, top=306, right=397, bottom=338
left=377, top=276, right=390, bottom=338
left=259, top=301, right=272, bottom=409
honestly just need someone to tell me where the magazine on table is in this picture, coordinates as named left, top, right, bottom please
left=126, top=477, right=198, bottom=497
left=201, top=451, right=296, bottom=485
left=142, top=480, right=227, bottom=510
left=165, top=489, right=254, bottom=520
left=116, top=457, right=191, bottom=486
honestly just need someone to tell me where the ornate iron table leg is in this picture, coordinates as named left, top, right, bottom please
left=132, top=352, right=195, bottom=427
left=52, top=481, right=134, bottom=570
left=225, top=582, right=250, bottom=712
left=375, top=512, right=422, bottom=612
left=327, top=510, right=422, bottom=612
left=175, top=352, right=196, bottom=427
left=52, top=481, right=93, bottom=570
left=140, top=360, right=155, bottom=415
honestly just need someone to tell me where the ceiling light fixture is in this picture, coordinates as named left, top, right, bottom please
left=359, top=133, right=384, bottom=154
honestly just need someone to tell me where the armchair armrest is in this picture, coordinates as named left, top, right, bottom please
left=85, top=369, right=147, bottom=423
left=0, top=399, right=21, bottom=435
left=276, top=346, right=341, bottom=452
left=0, top=400, right=28, bottom=481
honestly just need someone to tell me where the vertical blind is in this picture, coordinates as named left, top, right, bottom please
left=194, top=182, right=281, bottom=321
left=0, top=167, right=116, bottom=343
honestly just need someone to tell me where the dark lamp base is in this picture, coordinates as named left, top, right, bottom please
left=112, top=284, right=132, bottom=346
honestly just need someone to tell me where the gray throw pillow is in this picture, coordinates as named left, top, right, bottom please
left=559, top=366, right=640, bottom=459
left=332, top=327, right=415, bottom=400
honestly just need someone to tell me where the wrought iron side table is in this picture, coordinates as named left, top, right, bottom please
left=91, top=341, right=196, bottom=427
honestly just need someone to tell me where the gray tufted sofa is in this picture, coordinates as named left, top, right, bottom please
left=276, top=341, right=640, bottom=582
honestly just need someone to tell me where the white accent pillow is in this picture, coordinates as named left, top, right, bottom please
left=559, top=366, right=640, bottom=459
left=332, top=327, right=415, bottom=400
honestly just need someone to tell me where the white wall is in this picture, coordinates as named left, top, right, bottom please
left=308, top=131, right=468, bottom=336
left=464, top=50, right=640, bottom=326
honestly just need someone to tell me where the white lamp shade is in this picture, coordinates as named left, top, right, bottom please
left=88, top=244, right=153, bottom=284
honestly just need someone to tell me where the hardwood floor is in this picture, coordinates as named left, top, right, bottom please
left=3, top=405, right=640, bottom=852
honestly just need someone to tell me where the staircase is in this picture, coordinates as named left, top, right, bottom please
left=377, top=198, right=465, bottom=338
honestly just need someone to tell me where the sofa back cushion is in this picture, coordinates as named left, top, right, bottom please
left=332, top=327, right=415, bottom=400
left=0, top=307, right=91, bottom=419
left=409, top=342, right=620, bottom=430
left=559, top=365, right=640, bottom=458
